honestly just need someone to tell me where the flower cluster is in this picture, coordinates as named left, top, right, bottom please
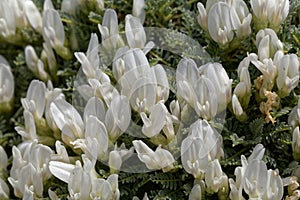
left=0, top=0, right=299, bottom=199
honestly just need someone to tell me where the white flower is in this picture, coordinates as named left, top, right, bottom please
left=23, top=185, right=34, bottom=200
left=83, top=96, right=106, bottom=124
left=51, top=140, right=70, bottom=163
left=181, top=134, right=208, bottom=179
left=21, top=80, right=46, bottom=120
left=197, top=2, right=208, bottom=30
left=255, top=28, right=283, bottom=60
left=153, top=64, right=169, bottom=102
left=289, top=97, right=300, bottom=130
left=25, top=45, right=50, bottom=81
left=125, top=15, right=154, bottom=52
left=43, top=6, right=71, bottom=59
left=94, top=0, right=105, bottom=11
left=263, top=169, right=284, bottom=199
left=0, top=178, right=9, bottom=199
left=50, top=155, right=120, bottom=200
left=132, top=0, right=145, bottom=24
left=292, top=127, right=300, bottom=161
left=133, top=140, right=175, bottom=172
left=229, top=144, right=283, bottom=200
left=0, top=0, right=17, bottom=38
left=24, top=1, right=42, bottom=33
left=91, top=174, right=120, bottom=200
left=75, top=33, right=102, bottom=79
left=234, top=57, right=251, bottom=108
left=109, top=143, right=134, bottom=172
left=61, top=0, right=82, bottom=15
left=198, top=62, right=232, bottom=113
left=232, top=94, right=248, bottom=122
left=0, top=146, right=9, bottom=199
left=0, top=146, right=8, bottom=170
left=266, top=0, right=289, bottom=28
left=43, top=0, right=55, bottom=10
left=140, top=102, right=166, bottom=138
left=83, top=78, right=117, bottom=106
left=68, top=160, right=93, bottom=200
left=41, top=42, right=57, bottom=77
left=0, top=60, right=14, bottom=109
left=15, top=110, right=37, bottom=141
left=250, top=0, right=289, bottom=30
left=176, top=58, right=219, bottom=120
left=50, top=155, right=96, bottom=199
left=98, top=9, right=123, bottom=51
left=197, top=0, right=227, bottom=31
left=44, top=81, right=65, bottom=133
left=8, top=140, right=53, bottom=198
left=205, top=159, right=228, bottom=193
left=49, top=99, right=84, bottom=146
left=119, top=48, right=159, bottom=113
left=249, top=53, right=277, bottom=98
left=189, top=184, right=202, bottom=200
left=0, top=0, right=29, bottom=41
left=243, top=159, right=268, bottom=198
left=49, top=160, right=76, bottom=183
left=229, top=0, right=252, bottom=38
left=43, top=9, right=65, bottom=48
left=72, top=115, right=109, bottom=161
left=207, top=2, right=234, bottom=46
left=181, top=119, right=223, bottom=179
left=276, top=53, right=299, bottom=98
left=105, top=94, right=131, bottom=141
left=176, top=58, right=200, bottom=105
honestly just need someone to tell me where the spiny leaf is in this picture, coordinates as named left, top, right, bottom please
left=249, top=118, right=264, bottom=136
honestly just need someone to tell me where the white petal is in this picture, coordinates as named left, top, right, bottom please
left=49, top=161, right=75, bottom=183
left=24, top=1, right=42, bottom=33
